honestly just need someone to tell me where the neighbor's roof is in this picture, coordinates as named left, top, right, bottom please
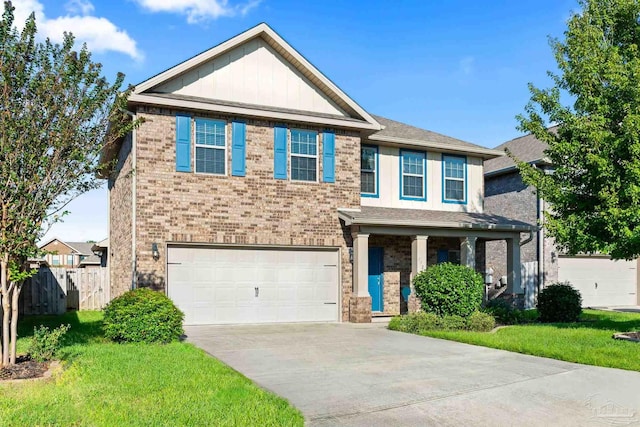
left=338, top=206, right=533, bottom=232
left=368, top=115, right=504, bottom=159
left=484, top=128, right=556, bottom=176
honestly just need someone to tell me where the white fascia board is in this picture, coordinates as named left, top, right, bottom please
left=368, top=134, right=505, bottom=159
left=129, top=93, right=380, bottom=131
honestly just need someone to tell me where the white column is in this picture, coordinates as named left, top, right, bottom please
left=506, top=235, right=522, bottom=293
left=410, top=235, right=429, bottom=282
left=460, top=236, right=477, bottom=269
left=352, top=232, right=370, bottom=298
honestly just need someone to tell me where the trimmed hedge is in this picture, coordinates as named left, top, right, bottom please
left=413, top=263, right=484, bottom=317
left=103, top=288, right=184, bottom=343
left=388, top=311, right=495, bottom=333
left=537, top=282, right=582, bottom=323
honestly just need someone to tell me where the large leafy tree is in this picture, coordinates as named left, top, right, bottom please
left=0, top=1, right=137, bottom=366
left=516, top=0, right=640, bottom=259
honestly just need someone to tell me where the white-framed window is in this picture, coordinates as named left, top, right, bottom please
left=51, top=255, right=60, bottom=266
left=400, top=150, right=426, bottom=200
left=67, top=254, right=74, bottom=265
left=195, top=118, right=226, bottom=175
left=290, top=129, right=318, bottom=182
left=443, top=155, right=466, bottom=203
left=361, top=145, right=378, bottom=196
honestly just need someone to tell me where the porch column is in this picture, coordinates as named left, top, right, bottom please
left=506, top=235, right=522, bottom=294
left=460, top=236, right=477, bottom=270
left=409, top=235, right=428, bottom=313
left=350, top=232, right=372, bottom=323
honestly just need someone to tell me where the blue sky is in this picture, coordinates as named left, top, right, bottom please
left=20, top=0, right=578, bottom=243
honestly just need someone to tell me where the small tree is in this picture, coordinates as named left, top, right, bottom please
left=0, top=2, right=138, bottom=366
left=516, top=0, right=640, bottom=259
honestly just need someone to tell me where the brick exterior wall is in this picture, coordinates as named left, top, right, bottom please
left=107, top=134, right=133, bottom=297
left=484, top=171, right=559, bottom=290
left=112, top=106, right=361, bottom=321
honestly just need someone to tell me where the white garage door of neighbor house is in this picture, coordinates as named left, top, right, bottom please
left=558, top=256, right=637, bottom=307
left=167, top=246, right=340, bottom=325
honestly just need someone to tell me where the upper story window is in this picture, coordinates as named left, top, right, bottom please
left=51, top=255, right=60, bottom=266
left=67, top=254, right=74, bottom=265
left=290, top=129, right=317, bottom=182
left=195, top=118, right=226, bottom=175
left=400, top=150, right=426, bottom=201
left=443, top=155, right=466, bottom=203
left=361, top=146, right=378, bottom=197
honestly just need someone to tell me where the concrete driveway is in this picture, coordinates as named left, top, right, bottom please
left=185, top=323, right=640, bottom=427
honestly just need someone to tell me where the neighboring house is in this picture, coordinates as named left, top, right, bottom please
left=484, top=132, right=640, bottom=307
left=91, top=238, right=109, bottom=268
left=39, top=238, right=104, bottom=268
left=101, top=23, right=533, bottom=325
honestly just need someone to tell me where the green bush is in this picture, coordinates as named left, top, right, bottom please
left=103, top=288, right=184, bottom=343
left=28, top=324, right=70, bottom=362
left=388, top=311, right=496, bottom=333
left=484, top=298, right=521, bottom=324
left=467, top=311, right=496, bottom=332
left=537, top=282, right=582, bottom=323
left=413, top=263, right=484, bottom=317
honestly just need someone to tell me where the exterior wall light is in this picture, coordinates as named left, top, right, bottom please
left=152, top=243, right=160, bottom=261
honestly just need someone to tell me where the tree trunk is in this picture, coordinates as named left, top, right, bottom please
left=9, top=282, right=20, bottom=365
left=0, top=254, right=8, bottom=367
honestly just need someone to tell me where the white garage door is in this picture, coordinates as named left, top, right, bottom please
left=167, top=246, right=340, bottom=325
left=558, top=256, right=637, bottom=307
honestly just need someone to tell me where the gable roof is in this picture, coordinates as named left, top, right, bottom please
left=130, top=23, right=381, bottom=131
left=368, top=115, right=504, bottom=159
left=484, top=129, right=554, bottom=176
left=39, top=237, right=82, bottom=253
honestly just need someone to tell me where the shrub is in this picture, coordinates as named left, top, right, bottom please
left=484, top=298, right=521, bottom=324
left=388, top=311, right=496, bottom=333
left=413, top=263, right=484, bottom=317
left=28, top=324, right=70, bottom=362
left=536, top=282, right=582, bottom=323
left=467, top=311, right=496, bottom=332
left=103, top=288, right=184, bottom=343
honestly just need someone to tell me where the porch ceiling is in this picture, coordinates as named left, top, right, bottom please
left=338, top=206, right=534, bottom=232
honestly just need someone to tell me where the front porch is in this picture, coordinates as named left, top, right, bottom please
left=339, top=207, right=533, bottom=323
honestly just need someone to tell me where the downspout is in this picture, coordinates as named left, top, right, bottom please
left=537, top=194, right=545, bottom=293
left=126, top=110, right=137, bottom=291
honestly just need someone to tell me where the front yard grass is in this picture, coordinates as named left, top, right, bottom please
left=412, top=309, right=640, bottom=372
left=0, top=311, right=303, bottom=427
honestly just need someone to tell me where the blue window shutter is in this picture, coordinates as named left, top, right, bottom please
left=175, top=114, right=191, bottom=172
left=322, top=131, right=335, bottom=183
left=231, top=121, right=246, bottom=176
left=274, top=125, right=288, bottom=179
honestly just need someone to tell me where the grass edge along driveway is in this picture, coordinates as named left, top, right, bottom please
left=0, top=311, right=303, bottom=427
left=410, top=309, right=640, bottom=372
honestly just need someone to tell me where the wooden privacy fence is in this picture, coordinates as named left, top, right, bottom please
left=19, top=267, right=110, bottom=315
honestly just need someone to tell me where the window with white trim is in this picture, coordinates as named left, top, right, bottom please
left=195, top=118, right=226, bottom=175
left=443, top=155, right=466, bottom=202
left=51, top=255, right=60, bottom=266
left=290, top=129, right=317, bottom=181
left=67, top=254, right=74, bottom=265
left=361, top=146, right=377, bottom=195
left=400, top=150, right=426, bottom=199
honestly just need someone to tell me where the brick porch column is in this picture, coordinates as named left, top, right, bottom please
left=506, top=235, right=522, bottom=294
left=349, top=232, right=372, bottom=323
left=409, top=235, right=428, bottom=313
left=460, top=236, right=477, bottom=270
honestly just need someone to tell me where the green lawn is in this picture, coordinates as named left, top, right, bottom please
left=414, top=309, right=640, bottom=371
left=0, top=312, right=303, bottom=427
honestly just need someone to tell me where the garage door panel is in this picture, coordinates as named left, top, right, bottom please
left=167, top=247, right=340, bottom=325
left=558, top=257, right=637, bottom=307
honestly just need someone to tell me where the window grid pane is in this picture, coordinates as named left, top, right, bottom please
left=403, top=152, right=424, bottom=175
left=361, top=148, right=376, bottom=172
left=443, top=156, right=465, bottom=201
left=195, top=120, right=225, bottom=147
left=196, top=146, right=225, bottom=174
left=291, top=130, right=317, bottom=156
left=403, top=175, right=423, bottom=197
left=361, top=171, right=375, bottom=194
left=291, top=156, right=317, bottom=181
left=445, top=179, right=464, bottom=201
left=402, top=151, right=425, bottom=198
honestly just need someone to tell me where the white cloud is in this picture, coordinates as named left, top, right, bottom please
left=12, top=0, right=142, bottom=60
left=65, top=0, right=95, bottom=16
left=133, top=0, right=261, bottom=24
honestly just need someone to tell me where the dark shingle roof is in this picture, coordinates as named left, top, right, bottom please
left=371, top=115, right=488, bottom=151
left=67, top=242, right=101, bottom=265
left=338, top=206, right=533, bottom=231
left=484, top=129, right=555, bottom=176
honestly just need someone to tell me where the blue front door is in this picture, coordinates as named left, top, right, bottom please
left=368, top=247, right=384, bottom=312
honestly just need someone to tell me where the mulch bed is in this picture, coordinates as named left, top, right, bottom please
left=0, top=356, right=49, bottom=381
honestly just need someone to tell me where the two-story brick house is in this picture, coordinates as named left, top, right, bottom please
left=102, top=23, right=532, bottom=324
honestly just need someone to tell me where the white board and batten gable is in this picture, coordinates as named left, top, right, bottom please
left=130, top=23, right=381, bottom=131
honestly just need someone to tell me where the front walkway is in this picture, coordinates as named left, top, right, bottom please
left=186, top=323, right=640, bottom=427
